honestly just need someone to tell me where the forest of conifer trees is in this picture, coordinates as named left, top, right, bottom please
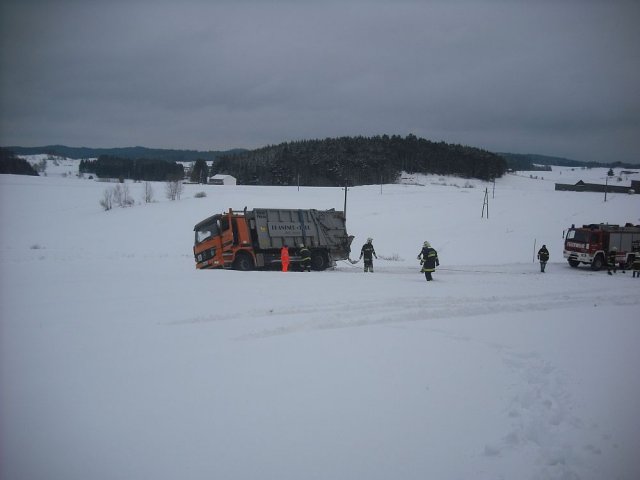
left=213, top=135, right=506, bottom=186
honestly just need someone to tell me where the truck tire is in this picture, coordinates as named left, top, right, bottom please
left=591, top=254, right=604, bottom=271
left=310, top=251, right=328, bottom=271
left=568, top=259, right=580, bottom=268
left=233, top=252, right=254, bottom=271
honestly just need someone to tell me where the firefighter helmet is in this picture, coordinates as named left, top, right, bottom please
left=423, top=241, right=431, bottom=247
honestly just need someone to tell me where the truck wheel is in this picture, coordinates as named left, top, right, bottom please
left=591, top=254, right=604, bottom=271
left=310, top=251, right=328, bottom=271
left=233, top=253, right=254, bottom=271
left=568, top=259, right=580, bottom=268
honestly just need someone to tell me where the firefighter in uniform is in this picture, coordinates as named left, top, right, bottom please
left=359, top=237, right=377, bottom=272
left=537, top=244, right=550, bottom=272
left=607, top=247, right=617, bottom=275
left=417, top=241, right=439, bottom=281
left=280, top=244, right=290, bottom=272
left=299, top=244, right=311, bottom=272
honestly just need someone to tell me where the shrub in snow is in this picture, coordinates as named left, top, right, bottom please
left=194, top=191, right=207, bottom=198
left=113, top=183, right=134, bottom=207
left=100, top=188, right=114, bottom=211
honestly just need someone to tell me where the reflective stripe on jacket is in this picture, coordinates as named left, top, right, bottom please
left=300, top=247, right=311, bottom=261
left=419, top=247, right=438, bottom=272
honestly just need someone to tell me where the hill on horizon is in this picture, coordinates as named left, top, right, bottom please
left=4, top=141, right=638, bottom=171
left=2, top=145, right=246, bottom=163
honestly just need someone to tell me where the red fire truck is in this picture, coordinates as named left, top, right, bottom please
left=563, top=223, right=640, bottom=270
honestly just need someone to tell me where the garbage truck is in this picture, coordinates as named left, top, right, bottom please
left=563, top=223, right=640, bottom=270
left=193, top=208, right=353, bottom=270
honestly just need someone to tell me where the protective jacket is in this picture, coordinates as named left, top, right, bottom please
left=299, top=247, right=311, bottom=262
left=280, top=246, right=290, bottom=270
left=418, top=246, right=439, bottom=272
left=360, top=242, right=377, bottom=260
left=537, top=247, right=549, bottom=262
left=299, top=246, right=311, bottom=271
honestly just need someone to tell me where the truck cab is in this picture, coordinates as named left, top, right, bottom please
left=193, top=210, right=254, bottom=270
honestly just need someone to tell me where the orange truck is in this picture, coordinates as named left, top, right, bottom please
left=193, top=208, right=353, bottom=270
left=563, top=223, right=640, bottom=270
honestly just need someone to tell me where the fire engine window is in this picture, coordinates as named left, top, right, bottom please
left=591, top=233, right=599, bottom=243
left=568, top=230, right=589, bottom=242
left=220, top=217, right=230, bottom=231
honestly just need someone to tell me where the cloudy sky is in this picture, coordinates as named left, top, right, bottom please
left=1, top=0, right=639, bottom=163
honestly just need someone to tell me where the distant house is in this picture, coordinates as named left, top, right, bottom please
left=209, top=174, right=237, bottom=185
left=555, top=179, right=638, bottom=194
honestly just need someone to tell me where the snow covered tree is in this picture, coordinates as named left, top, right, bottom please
left=190, top=159, right=209, bottom=184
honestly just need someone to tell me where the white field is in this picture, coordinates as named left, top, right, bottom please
left=1, top=157, right=640, bottom=480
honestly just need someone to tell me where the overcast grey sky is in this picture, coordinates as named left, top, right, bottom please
left=1, top=0, right=639, bottom=163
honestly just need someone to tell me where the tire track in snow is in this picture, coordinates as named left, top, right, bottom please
left=167, top=277, right=636, bottom=479
left=228, top=285, right=636, bottom=479
left=233, top=288, right=639, bottom=340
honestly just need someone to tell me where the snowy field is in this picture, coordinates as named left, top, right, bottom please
left=1, top=158, right=640, bottom=480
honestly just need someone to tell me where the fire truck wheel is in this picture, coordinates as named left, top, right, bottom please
left=591, top=254, right=604, bottom=271
left=233, top=253, right=254, bottom=271
left=568, top=259, right=580, bottom=268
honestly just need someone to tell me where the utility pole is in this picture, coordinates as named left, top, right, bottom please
left=482, top=188, right=489, bottom=219
left=343, top=182, right=348, bottom=220
left=343, top=152, right=349, bottom=219
left=604, top=175, right=608, bottom=202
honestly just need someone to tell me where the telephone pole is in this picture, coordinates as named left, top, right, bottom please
left=343, top=182, right=348, bottom=220
left=482, top=188, right=489, bottom=219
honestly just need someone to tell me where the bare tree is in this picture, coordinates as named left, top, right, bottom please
left=113, top=184, right=123, bottom=206
left=121, top=183, right=133, bottom=206
left=165, top=178, right=184, bottom=201
left=113, top=183, right=134, bottom=207
left=99, top=188, right=114, bottom=211
left=143, top=182, right=154, bottom=203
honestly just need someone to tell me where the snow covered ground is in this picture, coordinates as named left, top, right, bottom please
left=1, top=159, right=639, bottom=480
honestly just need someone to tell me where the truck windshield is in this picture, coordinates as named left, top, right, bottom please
left=566, top=229, right=590, bottom=243
left=195, top=221, right=220, bottom=245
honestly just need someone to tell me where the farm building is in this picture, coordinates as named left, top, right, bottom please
left=209, top=174, right=237, bottom=185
